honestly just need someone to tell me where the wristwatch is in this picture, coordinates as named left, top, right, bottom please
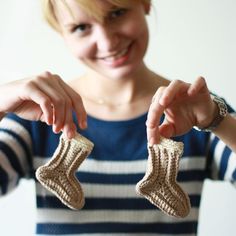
left=194, top=95, right=228, bottom=132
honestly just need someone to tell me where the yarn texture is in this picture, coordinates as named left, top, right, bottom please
left=136, top=137, right=191, bottom=218
left=36, top=132, right=94, bottom=210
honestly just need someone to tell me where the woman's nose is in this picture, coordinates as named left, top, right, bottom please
left=95, top=26, right=119, bottom=52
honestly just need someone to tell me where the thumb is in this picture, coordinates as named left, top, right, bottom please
left=159, top=122, right=175, bottom=139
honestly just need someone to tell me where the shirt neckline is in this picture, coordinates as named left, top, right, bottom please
left=86, top=112, right=148, bottom=128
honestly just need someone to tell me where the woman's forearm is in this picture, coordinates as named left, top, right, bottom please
left=0, top=112, right=5, bottom=122
left=213, top=113, right=236, bottom=152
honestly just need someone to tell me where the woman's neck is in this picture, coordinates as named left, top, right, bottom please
left=70, top=67, right=169, bottom=120
left=80, top=66, right=155, bottom=105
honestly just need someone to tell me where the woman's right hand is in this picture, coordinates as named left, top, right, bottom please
left=0, top=71, right=87, bottom=138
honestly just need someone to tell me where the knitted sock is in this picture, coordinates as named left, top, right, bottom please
left=136, top=137, right=191, bottom=218
left=36, top=132, right=94, bottom=210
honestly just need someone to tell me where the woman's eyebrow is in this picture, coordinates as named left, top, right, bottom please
left=63, top=20, right=85, bottom=28
left=64, top=23, right=76, bottom=28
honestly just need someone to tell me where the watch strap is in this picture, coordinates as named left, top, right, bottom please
left=194, top=95, right=228, bottom=132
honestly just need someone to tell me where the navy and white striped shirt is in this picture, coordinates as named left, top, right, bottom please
left=0, top=106, right=235, bottom=235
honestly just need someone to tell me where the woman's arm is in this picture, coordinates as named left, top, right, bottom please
left=213, top=113, right=236, bottom=152
left=0, top=112, right=5, bottom=121
left=0, top=72, right=87, bottom=138
left=146, top=76, right=236, bottom=152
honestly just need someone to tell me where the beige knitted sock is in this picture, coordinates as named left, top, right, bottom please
left=36, top=132, right=94, bottom=210
left=136, top=137, right=191, bottom=218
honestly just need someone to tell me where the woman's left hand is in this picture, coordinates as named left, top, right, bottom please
left=146, top=77, right=217, bottom=144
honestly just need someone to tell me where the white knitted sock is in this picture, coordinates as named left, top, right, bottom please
left=36, top=132, right=94, bottom=210
left=136, top=137, right=191, bottom=218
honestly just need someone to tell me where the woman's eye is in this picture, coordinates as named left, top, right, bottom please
left=110, top=8, right=127, bottom=19
left=72, top=24, right=90, bottom=34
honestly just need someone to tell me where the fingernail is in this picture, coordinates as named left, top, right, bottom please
left=67, top=130, right=75, bottom=139
left=81, top=120, right=87, bottom=129
left=53, top=125, right=60, bottom=134
left=149, top=138, right=155, bottom=146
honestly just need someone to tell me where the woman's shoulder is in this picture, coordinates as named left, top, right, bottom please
left=151, top=72, right=170, bottom=88
left=66, top=75, right=85, bottom=90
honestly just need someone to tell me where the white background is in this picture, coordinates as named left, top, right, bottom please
left=0, top=0, right=236, bottom=235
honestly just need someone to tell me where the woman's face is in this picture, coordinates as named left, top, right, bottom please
left=55, top=0, right=150, bottom=80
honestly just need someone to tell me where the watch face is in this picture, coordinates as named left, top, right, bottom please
left=195, top=95, right=228, bottom=132
left=213, top=96, right=228, bottom=117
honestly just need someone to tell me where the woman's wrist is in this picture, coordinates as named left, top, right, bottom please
left=0, top=112, right=6, bottom=121
left=213, top=113, right=236, bottom=152
left=195, top=95, right=228, bottom=132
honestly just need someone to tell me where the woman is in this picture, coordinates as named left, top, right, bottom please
left=0, top=0, right=235, bottom=235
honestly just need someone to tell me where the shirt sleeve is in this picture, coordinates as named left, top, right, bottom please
left=0, top=114, right=33, bottom=196
left=207, top=112, right=236, bottom=182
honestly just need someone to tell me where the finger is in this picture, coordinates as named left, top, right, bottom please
left=36, top=77, right=67, bottom=133
left=35, top=74, right=77, bottom=133
left=62, top=103, right=76, bottom=139
left=159, top=120, right=175, bottom=138
left=159, top=80, right=190, bottom=107
left=23, top=81, right=53, bottom=125
left=188, top=76, right=208, bottom=96
left=146, top=88, right=165, bottom=145
left=59, top=80, right=88, bottom=130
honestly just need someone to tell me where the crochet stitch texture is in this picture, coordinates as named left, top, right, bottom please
left=136, top=137, right=191, bottom=218
left=36, top=132, right=94, bottom=210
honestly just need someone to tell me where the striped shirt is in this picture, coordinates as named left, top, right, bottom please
left=0, top=106, right=235, bottom=235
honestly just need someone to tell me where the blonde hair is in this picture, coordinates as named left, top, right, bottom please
left=41, top=0, right=151, bottom=32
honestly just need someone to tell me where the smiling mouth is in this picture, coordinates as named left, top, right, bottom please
left=97, top=44, right=131, bottom=62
